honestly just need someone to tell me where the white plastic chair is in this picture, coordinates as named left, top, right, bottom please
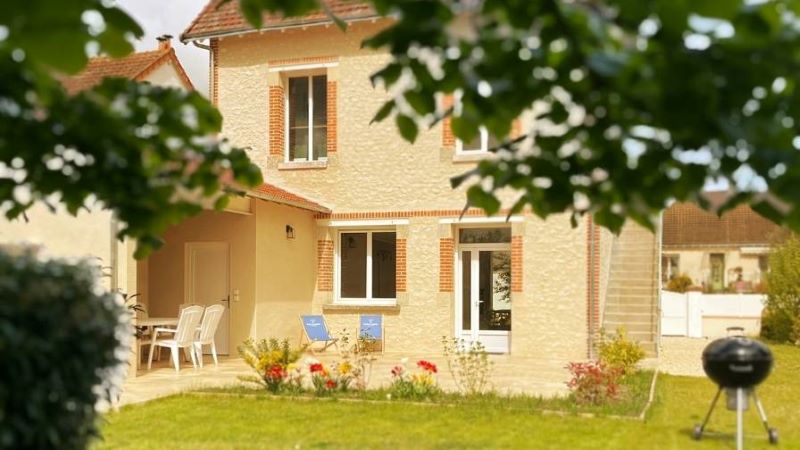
left=147, top=305, right=204, bottom=372
left=193, top=304, right=225, bottom=368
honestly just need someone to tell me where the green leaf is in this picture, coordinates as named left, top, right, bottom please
left=371, top=100, right=395, bottom=124
left=467, top=185, right=501, bottom=216
left=395, top=114, right=418, bottom=142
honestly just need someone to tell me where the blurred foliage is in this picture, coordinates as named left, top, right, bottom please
left=763, top=234, right=800, bottom=343
left=0, top=248, right=129, bottom=450
left=1, top=1, right=262, bottom=257
left=229, top=0, right=800, bottom=233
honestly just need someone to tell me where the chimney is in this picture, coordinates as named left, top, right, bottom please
left=156, top=34, right=173, bottom=51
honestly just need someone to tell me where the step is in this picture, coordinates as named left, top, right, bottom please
left=603, top=312, right=654, bottom=322
left=606, top=286, right=656, bottom=296
left=604, top=304, right=654, bottom=314
left=603, top=321, right=654, bottom=333
left=606, top=298, right=656, bottom=307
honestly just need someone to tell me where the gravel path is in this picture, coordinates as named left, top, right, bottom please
left=658, top=337, right=710, bottom=377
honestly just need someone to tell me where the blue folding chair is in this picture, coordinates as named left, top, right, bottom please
left=299, top=315, right=339, bottom=354
left=359, top=314, right=385, bottom=354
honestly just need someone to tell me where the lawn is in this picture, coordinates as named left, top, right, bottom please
left=95, top=345, right=799, bottom=450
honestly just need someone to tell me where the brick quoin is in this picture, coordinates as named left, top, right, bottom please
left=317, top=240, right=334, bottom=292
left=586, top=217, right=601, bottom=357
left=326, top=81, right=337, bottom=154
left=511, top=236, right=523, bottom=293
left=268, top=85, right=285, bottom=156
left=396, top=238, right=407, bottom=293
left=441, top=95, right=455, bottom=149
left=439, top=238, right=454, bottom=292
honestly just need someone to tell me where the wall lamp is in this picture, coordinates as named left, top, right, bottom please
left=285, top=225, right=295, bottom=240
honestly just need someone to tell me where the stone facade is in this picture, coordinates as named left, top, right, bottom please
left=209, top=20, right=601, bottom=362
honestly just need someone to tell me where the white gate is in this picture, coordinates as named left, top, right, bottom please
left=661, top=291, right=689, bottom=336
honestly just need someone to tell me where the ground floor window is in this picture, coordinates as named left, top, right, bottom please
left=661, top=254, right=680, bottom=284
left=339, top=231, right=396, bottom=303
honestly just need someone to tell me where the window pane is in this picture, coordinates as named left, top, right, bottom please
left=341, top=233, right=367, bottom=298
left=372, top=232, right=396, bottom=298
left=288, top=77, right=309, bottom=127
left=313, top=127, right=327, bottom=159
left=288, top=77, right=310, bottom=161
left=459, top=227, right=511, bottom=244
left=461, top=251, right=471, bottom=330
left=463, top=131, right=482, bottom=152
left=486, top=132, right=501, bottom=151
left=312, top=75, right=327, bottom=125
left=289, top=128, right=308, bottom=160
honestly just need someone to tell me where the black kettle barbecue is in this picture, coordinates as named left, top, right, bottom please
left=692, top=328, right=777, bottom=449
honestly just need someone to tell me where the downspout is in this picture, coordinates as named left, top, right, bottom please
left=587, top=216, right=596, bottom=359
left=191, top=40, right=213, bottom=100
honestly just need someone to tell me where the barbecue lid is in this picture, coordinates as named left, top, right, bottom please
left=702, top=336, right=773, bottom=363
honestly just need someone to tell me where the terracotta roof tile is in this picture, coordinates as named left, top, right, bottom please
left=250, top=183, right=329, bottom=213
left=58, top=46, right=194, bottom=95
left=663, top=192, right=787, bottom=247
left=182, top=0, right=377, bottom=41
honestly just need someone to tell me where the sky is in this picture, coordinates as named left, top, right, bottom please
left=116, top=0, right=210, bottom=95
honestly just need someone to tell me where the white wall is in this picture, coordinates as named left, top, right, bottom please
left=660, top=291, right=766, bottom=338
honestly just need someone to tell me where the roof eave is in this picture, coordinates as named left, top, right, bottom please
left=246, top=191, right=331, bottom=214
left=180, top=14, right=384, bottom=43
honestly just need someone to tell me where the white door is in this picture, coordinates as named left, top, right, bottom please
left=456, top=247, right=512, bottom=353
left=185, top=242, right=230, bottom=355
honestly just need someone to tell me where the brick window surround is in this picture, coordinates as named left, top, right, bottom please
left=439, top=238, right=454, bottom=292
left=317, top=240, right=334, bottom=292
left=268, top=77, right=337, bottom=157
left=396, top=238, right=407, bottom=293
left=511, top=235, right=523, bottom=293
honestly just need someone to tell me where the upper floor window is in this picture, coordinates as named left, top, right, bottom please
left=287, top=74, right=327, bottom=162
left=457, top=127, right=500, bottom=153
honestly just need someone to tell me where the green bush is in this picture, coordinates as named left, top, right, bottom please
left=597, top=328, right=645, bottom=376
left=666, top=274, right=693, bottom=293
left=763, top=235, right=800, bottom=343
left=0, top=248, right=129, bottom=450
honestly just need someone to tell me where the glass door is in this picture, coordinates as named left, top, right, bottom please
left=457, top=248, right=511, bottom=353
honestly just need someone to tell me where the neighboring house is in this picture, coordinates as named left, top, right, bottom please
left=145, top=0, right=662, bottom=368
left=0, top=37, right=196, bottom=290
left=662, top=191, right=786, bottom=293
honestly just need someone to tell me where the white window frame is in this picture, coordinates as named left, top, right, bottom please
left=456, top=127, right=492, bottom=153
left=284, top=73, right=328, bottom=163
left=335, top=229, right=397, bottom=305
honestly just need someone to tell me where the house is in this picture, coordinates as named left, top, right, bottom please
left=137, top=0, right=663, bottom=368
left=662, top=191, right=786, bottom=293
left=0, top=36, right=196, bottom=291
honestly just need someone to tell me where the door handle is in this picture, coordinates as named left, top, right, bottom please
left=220, top=295, right=230, bottom=306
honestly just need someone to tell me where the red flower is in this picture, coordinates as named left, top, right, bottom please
left=417, top=360, right=438, bottom=374
left=325, top=379, right=337, bottom=389
left=309, top=363, right=324, bottom=374
left=390, top=365, right=404, bottom=377
left=265, top=364, right=287, bottom=380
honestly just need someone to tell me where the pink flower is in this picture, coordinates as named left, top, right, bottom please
left=390, top=365, right=404, bottom=377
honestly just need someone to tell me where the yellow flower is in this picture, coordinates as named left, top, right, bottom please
left=338, top=362, right=352, bottom=375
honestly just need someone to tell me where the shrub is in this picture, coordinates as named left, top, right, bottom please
left=388, top=359, right=441, bottom=400
left=0, top=248, right=129, bottom=450
left=565, top=361, right=623, bottom=405
left=441, top=337, right=493, bottom=395
left=238, top=338, right=304, bottom=393
left=597, top=327, right=645, bottom=376
left=762, top=235, right=800, bottom=343
left=666, top=274, right=693, bottom=293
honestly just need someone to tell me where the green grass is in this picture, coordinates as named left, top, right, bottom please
left=95, top=345, right=800, bottom=450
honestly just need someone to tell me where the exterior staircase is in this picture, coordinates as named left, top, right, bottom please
left=602, top=222, right=660, bottom=357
